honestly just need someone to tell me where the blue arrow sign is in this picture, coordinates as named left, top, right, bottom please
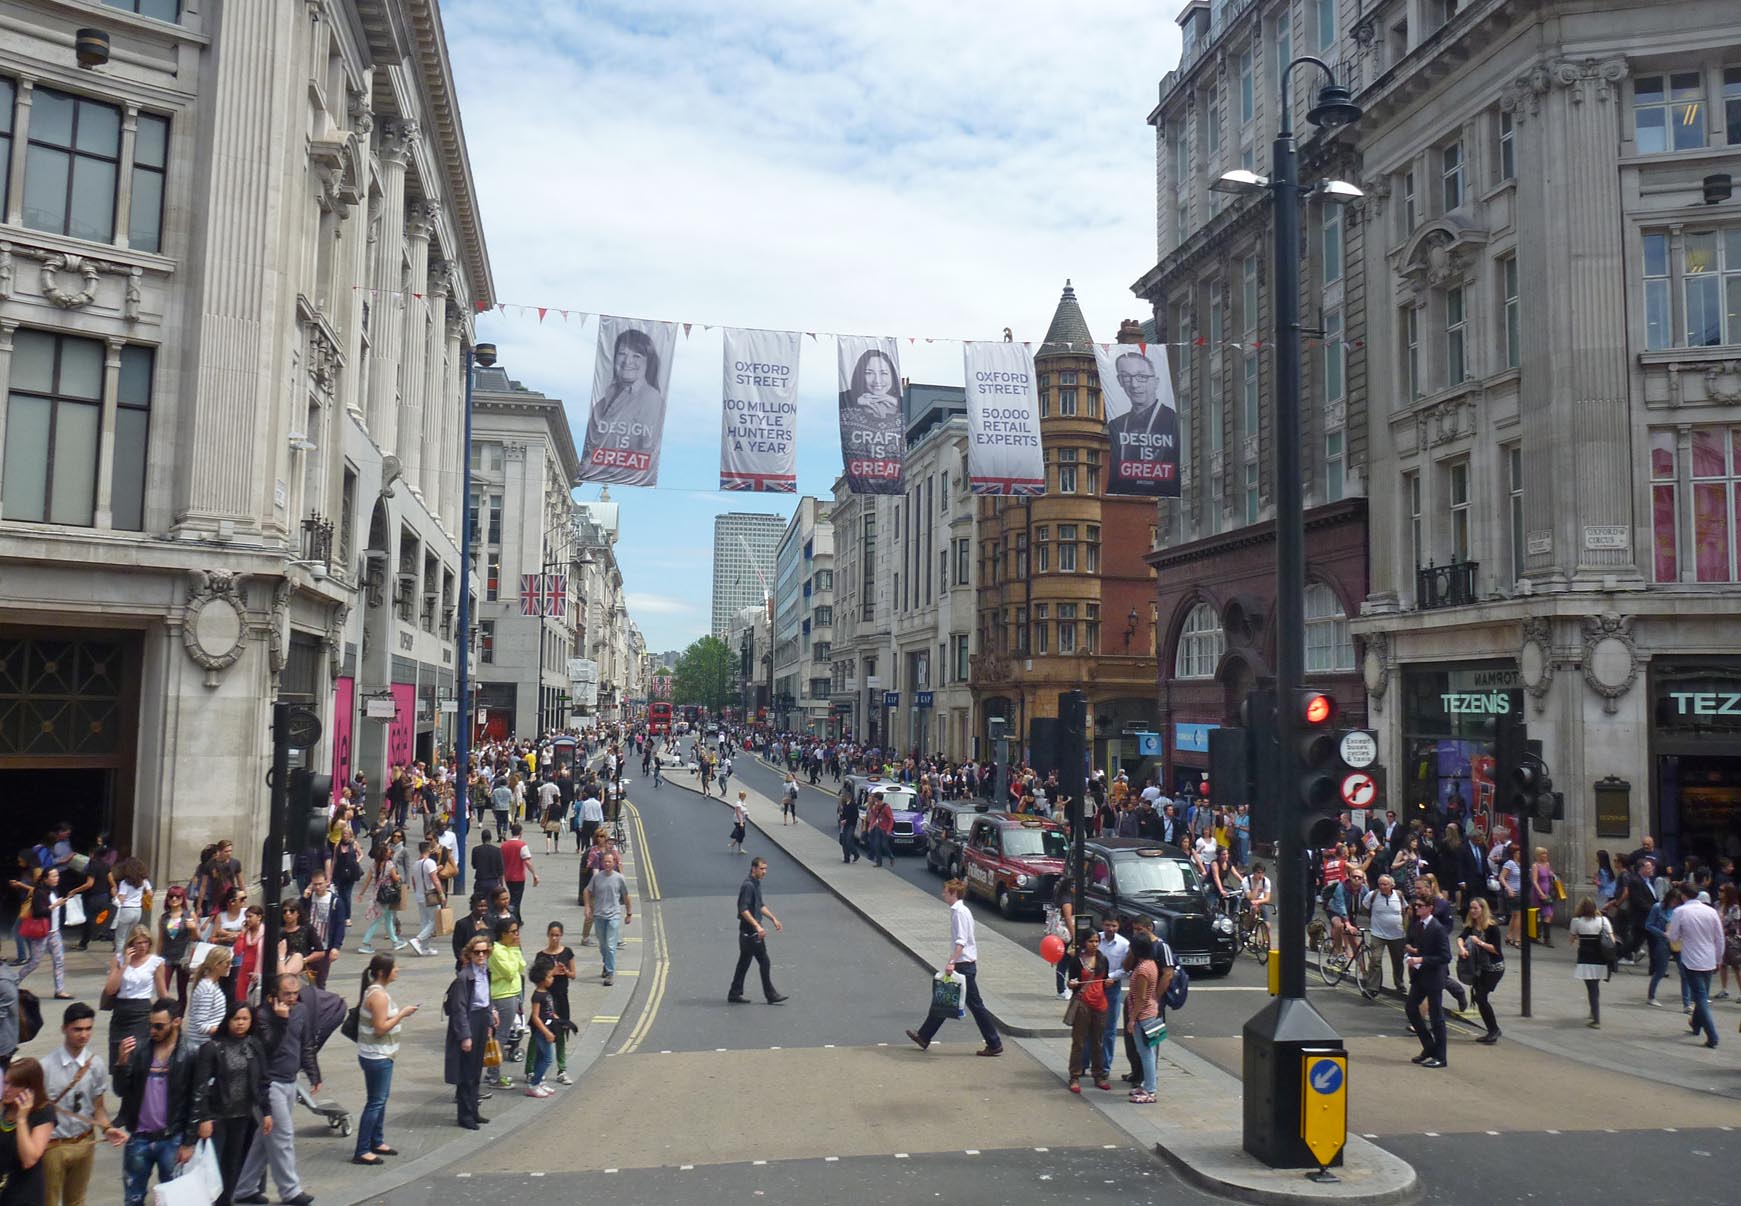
left=1308, top=1058, right=1343, bottom=1096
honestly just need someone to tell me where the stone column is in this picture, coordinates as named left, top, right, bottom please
left=3, top=80, right=32, bottom=227
left=93, top=338, right=124, bottom=530
left=443, top=311, right=465, bottom=533
left=367, top=119, right=415, bottom=461
left=398, top=200, right=435, bottom=499
left=340, top=96, right=373, bottom=420
left=176, top=0, right=299, bottom=536
left=421, top=258, right=451, bottom=512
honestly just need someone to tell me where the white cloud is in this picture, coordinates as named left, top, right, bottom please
left=627, top=592, right=702, bottom=616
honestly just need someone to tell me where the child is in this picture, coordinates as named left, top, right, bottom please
left=527, top=922, right=577, bottom=1085
left=526, top=955, right=559, bottom=1098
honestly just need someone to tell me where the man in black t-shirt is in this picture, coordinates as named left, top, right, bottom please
left=470, top=830, right=505, bottom=893
left=837, top=792, right=861, bottom=864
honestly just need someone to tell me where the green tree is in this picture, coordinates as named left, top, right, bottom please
left=672, top=636, right=733, bottom=712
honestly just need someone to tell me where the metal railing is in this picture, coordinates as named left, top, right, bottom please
left=1417, top=559, right=1478, bottom=610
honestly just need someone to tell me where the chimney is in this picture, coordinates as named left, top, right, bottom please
left=1116, top=319, right=1146, bottom=345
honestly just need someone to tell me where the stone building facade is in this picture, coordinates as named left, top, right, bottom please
left=1348, top=0, right=1741, bottom=873
left=771, top=496, right=834, bottom=735
left=969, top=285, right=1162, bottom=778
left=0, top=1, right=492, bottom=873
left=1134, top=0, right=1372, bottom=794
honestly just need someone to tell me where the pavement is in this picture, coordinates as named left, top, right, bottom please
left=670, top=757, right=1418, bottom=1205
left=10, top=811, right=650, bottom=1206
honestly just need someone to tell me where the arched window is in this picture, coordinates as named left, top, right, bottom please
left=1305, top=583, right=1354, bottom=672
left=1173, top=603, right=1224, bottom=679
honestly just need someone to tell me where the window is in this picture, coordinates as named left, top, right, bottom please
left=1242, top=354, right=1259, bottom=437
left=1322, top=206, right=1343, bottom=284
left=487, top=494, right=503, bottom=544
left=1688, top=427, right=1741, bottom=582
left=112, top=345, right=152, bottom=531
left=1061, top=371, right=1078, bottom=385
left=2, top=330, right=104, bottom=525
left=103, top=0, right=181, bottom=19
left=1274, top=15, right=1293, bottom=104
left=1058, top=458, right=1078, bottom=495
left=0, top=79, right=14, bottom=218
left=1323, top=307, right=1344, bottom=402
left=1445, top=285, right=1467, bottom=386
left=1059, top=524, right=1078, bottom=572
left=1060, top=389, right=1078, bottom=416
left=1496, top=109, right=1515, bottom=182
left=1402, top=170, right=1417, bottom=234
left=129, top=113, right=168, bottom=252
left=479, top=620, right=495, bottom=663
left=1171, top=120, right=1190, bottom=240
left=1015, top=606, right=1028, bottom=654
left=1315, top=0, right=1336, bottom=52
left=1684, top=229, right=1741, bottom=347
left=1015, top=532, right=1028, bottom=579
left=23, top=88, right=122, bottom=242
left=1207, top=281, right=1225, bottom=453
left=813, top=605, right=834, bottom=626
left=1325, top=429, right=1345, bottom=502
left=1404, top=307, right=1422, bottom=402
left=1441, top=141, right=1464, bottom=212
left=1058, top=603, right=1078, bottom=655
left=1508, top=445, right=1525, bottom=582
left=1241, top=255, right=1260, bottom=333
left=1085, top=450, right=1100, bottom=495
left=485, top=557, right=500, bottom=602
left=1036, top=540, right=1049, bottom=573
left=953, top=634, right=970, bottom=682
left=1086, top=524, right=1101, bottom=573
left=1650, top=429, right=1678, bottom=581
left=1174, top=602, right=1224, bottom=679
left=1502, top=255, right=1521, bottom=369
left=1634, top=72, right=1706, bottom=154
left=1034, top=603, right=1049, bottom=654
left=1449, top=460, right=1471, bottom=562
left=954, top=537, right=971, bottom=586
left=1643, top=233, right=1672, bottom=350
left=1244, top=462, right=1260, bottom=524
left=816, top=569, right=833, bottom=590
left=1238, top=47, right=1255, bottom=126
left=1304, top=583, right=1354, bottom=672
left=1407, top=471, right=1423, bottom=570
left=1727, top=68, right=1741, bottom=146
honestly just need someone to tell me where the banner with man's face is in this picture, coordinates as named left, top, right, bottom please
left=1092, top=343, right=1180, bottom=497
left=579, top=315, right=679, bottom=487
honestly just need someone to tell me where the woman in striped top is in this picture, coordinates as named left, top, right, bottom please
left=183, top=946, right=233, bottom=1052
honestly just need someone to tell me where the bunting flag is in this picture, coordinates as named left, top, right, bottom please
left=962, top=341, right=1045, bottom=495
left=719, top=328, right=800, bottom=493
left=1093, top=343, right=1181, bottom=498
left=543, top=573, right=568, bottom=618
left=578, top=315, right=678, bottom=488
left=519, top=574, right=542, bottom=617
left=837, top=335, right=904, bottom=495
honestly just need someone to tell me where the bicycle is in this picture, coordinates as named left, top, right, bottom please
left=1237, top=898, right=1272, bottom=962
left=1316, top=921, right=1382, bottom=1000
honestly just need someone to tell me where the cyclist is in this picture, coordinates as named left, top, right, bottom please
left=1247, top=862, right=1273, bottom=929
left=1324, top=868, right=1360, bottom=959
left=1209, top=848, right=1245, bottom=920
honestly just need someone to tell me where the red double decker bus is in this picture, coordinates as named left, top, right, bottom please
left=648, top=702, right=673, bottom=736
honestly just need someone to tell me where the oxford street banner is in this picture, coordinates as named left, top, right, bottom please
left=1092, top=342, right=1181, bottom=497
left=837, top=334, right=904, bottom=494
left=720, top=328, right=800, bottom=492
left=579, top=315, right=679, bottom=487
left=962, top=341, right=1045, bottom=495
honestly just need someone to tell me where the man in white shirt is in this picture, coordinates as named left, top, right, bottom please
left=904, top=879, right=1003, bottom=1056
left=578, top=790, right=605, bottom=849
left=42, top=1002, right=126, bottom=1204
left=1362, top=874, right=1408, bottom=992
left=408, top=839, right=443, bottom=957
left=1668, top=891, right=1726, bottom=1048
left=1097, top=914, right=1131, bottom=1075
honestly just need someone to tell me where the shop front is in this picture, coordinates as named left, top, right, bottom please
left=1649, top=660, right=1741, bottom=869
left=1171, top=722, right=1215, bottom=798
left=1397, top=662, right=1523, bottom=844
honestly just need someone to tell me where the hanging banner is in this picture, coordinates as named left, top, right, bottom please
left=837, top=335, right=904, bottom=494
left=579, top=315, right=678, bottom=486
left=720, top=328, right=800, bottom=492
left=1093, top=343, right=1181, bottom=497
left=962, top=341, right=1045, bottom=495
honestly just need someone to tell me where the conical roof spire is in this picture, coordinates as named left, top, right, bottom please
left=1037, top=279, right=1095, bottom=361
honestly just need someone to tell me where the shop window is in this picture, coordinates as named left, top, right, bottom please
left=1174, top=602, right=1224, bottom=679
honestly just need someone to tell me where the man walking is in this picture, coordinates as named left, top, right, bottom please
left=1097, top=915, right=1130, bottom=1077
left=236, top=975, right=318, bottom=1204
left=408, top=838, right=443, bottom=957
left=42, top=1002, right=126, bottom=1206
left=837, top=789, right=861, bottom=864
left=1363, top=874, right=1408, bottom=993
left=583, top=851, right=633, bottom=987
left=1405, top=897, right=1451, bottom=1069
left=500, top=824, right=540, bottom=922
left=470, top=828, right=505, bottom=896
left=728, top=857, right=787, bottom=1004
left=905, top=878, right=1003, bottom=1056
left=115, top=999, right=200, bottom=1206
left=1668, top=889, right=1726, bottom=1048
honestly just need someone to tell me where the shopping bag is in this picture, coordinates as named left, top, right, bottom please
left=61, top=895, right=87, bottom=928
left=152, top=1175, right=210, bottom=1206
left=928, top=970, right=964, bottom=1020
left=155, top=1138, right=221, bottom=1203
left=436, top=905, right=454, bottom=936
left=483, top=1035, right=503, bottom=1067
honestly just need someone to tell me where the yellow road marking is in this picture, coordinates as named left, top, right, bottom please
left=626, top=800, right=660, bottom=900
left=591, top=1015, right=621, bottom=1023
left=616, top=907, right=668, bottom=1056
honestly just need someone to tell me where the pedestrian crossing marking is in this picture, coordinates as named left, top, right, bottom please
left=591, top=1015, right=621, bottom=1023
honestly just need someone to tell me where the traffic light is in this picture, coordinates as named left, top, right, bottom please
left=1295, top=689, right=1341, bottom=846
left=1241, top=688, right=1280, bottom=847
left=286, top=768, right=332, bottom=852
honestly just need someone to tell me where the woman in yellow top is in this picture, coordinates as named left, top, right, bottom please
left=486, top=916, right=527, bottom=1089
left=1213, top=813, right=1232, bottom=853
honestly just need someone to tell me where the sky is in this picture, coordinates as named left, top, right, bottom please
left=442, top=0, right=1182, bottom=653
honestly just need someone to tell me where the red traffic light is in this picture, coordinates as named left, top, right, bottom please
left=1302, top=692, right=1335, bottom=726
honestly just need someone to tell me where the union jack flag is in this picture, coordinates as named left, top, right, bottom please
left=543, top=573, right=568, bottom=618
left=519, top=574, right=541, bottom=617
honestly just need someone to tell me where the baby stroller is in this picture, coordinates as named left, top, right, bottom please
left=295, top=982, right=354, bottom=1137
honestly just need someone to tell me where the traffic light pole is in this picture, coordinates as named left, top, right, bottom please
left=262, top=702, right=290, bottom=997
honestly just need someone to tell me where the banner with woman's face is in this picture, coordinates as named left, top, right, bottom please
left=580, top=316, right=679, bottom=487
left=837, top=335, right=904, bottom=494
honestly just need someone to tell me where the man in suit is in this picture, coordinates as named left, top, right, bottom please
left=1618, top=856, right=1661, bottom=961
left=1405, top=894, right=1452, bottom=1068
left=1105, top=351, right=1179, bottom=490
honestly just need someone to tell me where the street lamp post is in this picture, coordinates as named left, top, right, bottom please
left=1214, top=57, right=1362, bottom=1172
left=454, top=340, right=497, bottom=892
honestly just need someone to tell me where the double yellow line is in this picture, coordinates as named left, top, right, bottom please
left=616, top=799, right=667, bottom=1055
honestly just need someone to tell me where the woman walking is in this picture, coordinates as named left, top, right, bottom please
left=1570, top=897, right=1613, bottom=1027
left=233, top=906, right=266, bottom=1003
left=17, top=867, right=82, bottom=999
left=109, top=857, right=151, bottom=957
left=103, top=924, right=167, bottom=1069
left=1457, top=898, right=1505, bottom=1043
left=183, top=947, right=233, bottom=1051
left=157, top=885, right=198, bottom=1008
left=1500, top=845, right=1524, bottom=947
left=194, top=1002, right=270, bottom=1206
left=352, top=953, right=418, bottom=1166
left=1063, top=930, right=1111, bottom=1094
left=1529, top=847, right=1559, bottom=947
left=1124, top=934, right=1161, bottom=1104
left=0, top=1056, right=54, bottom=1204
left=77, top=835, right=116, bottom=951
left=356, top=844, right=405, bottom=953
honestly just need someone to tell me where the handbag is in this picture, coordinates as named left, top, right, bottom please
left=17, top=914, right=50, bottom=940
left=341, top=982, right=370, bottom=1043
left=1136, top=1015, right=1167, bottom=1046
left=928, top=971, right=965, bottom=1020
left=1597, top=917, right=1617, bottom=963
left=170, top=1136, right=223, bottom=1203
left=1455, top=953, right=1475, bottom=986
left=62, top=895, right=87, bottom=928
left=482, top=1035, right=503, bottom=1068
left=1063, top=996, right=1084, bottom=1027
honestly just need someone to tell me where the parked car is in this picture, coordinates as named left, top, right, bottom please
left=924, top=800, right=990, bottom=877
left=960, top=812, right=1069, bottom=919
left=844, top=774, right=927, bottom=851
left=1080, top=837, right=1236, bottom=976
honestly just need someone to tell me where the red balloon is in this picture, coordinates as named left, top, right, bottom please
left=1040, top=934, right=1066, bottom=964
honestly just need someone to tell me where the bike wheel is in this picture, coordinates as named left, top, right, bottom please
left=1248, top=920, right=1271, bottom=962
left=1317, top=946, right=1346, bottom=988
left=1355, top=943, right=1383, bottom=999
